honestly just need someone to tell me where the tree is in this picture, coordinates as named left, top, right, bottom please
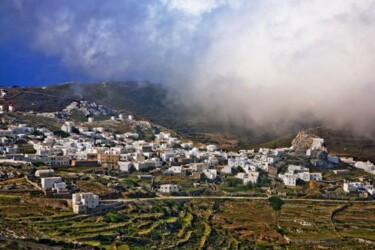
left=268, top=196, right=284, bottom=211
left=53, top=130, right=69, bottom=138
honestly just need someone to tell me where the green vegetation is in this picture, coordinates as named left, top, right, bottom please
left=0, top=194, right=374, bottom=249
left=268, top=196, right=284, bottom=211
left=53, top=130, right=70, bottom=138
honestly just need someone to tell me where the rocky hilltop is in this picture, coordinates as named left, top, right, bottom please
left=291, top=131, right=321, bottom=152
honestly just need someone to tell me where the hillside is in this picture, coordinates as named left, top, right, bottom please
left=307, top=127, right=375, bottom=162
left=4, top=82, right=270, bottom=147
left=3, top=82, right=374, bottom=161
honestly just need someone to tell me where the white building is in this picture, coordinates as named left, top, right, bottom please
left=8, top=104, right=14, bottom=112
left=221, top=165, right=233, bottom=174
left=365, top=185, right=375, bottom=196
left=72, top=192, right=100, bottom=214
left=35, top=169, right=54, bottom=177
left=53, top=182, right=68, bottom=193
left=41, top=177, right=63, bottom=190
left=203, top=169, right=217, bottom=180
left=167, top=166, right=182, bottom=174
left=343, top=182, right=364, bottom=193
left=206, top=144, right=218, bottom=152
left=279, top=173, right=297, bottom=186
left=133, top=160, right=156, bottom=171
left=41, top=155, right=70, bottom=166
left=354, top=161, right=375, bottom=172
left=155, top=132, right=171, bottom=141
left=237, top=171, right=259, bottom=184
left=159, top=184, right=179, bottom=193
left=61, top=122, right=75, bottom=133
left=119, top=161, right=133, bottom=172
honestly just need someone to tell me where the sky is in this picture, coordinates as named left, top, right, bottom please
left=1, top=0, right=375, bottom=135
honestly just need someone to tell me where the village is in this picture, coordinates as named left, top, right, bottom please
left=0, top=91, right=374, bottom=216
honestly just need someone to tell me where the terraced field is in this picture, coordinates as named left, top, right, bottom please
left=279, top=201, right=341, bottom=241
left=1, top=195, right=374, bottom=249
left=279, top=201, right=375, bottom=249
left=333, top=203, right=375, bottom=241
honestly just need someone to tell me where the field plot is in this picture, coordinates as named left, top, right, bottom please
left=0, top=195, right=69, bottom=240
left=333, top=203, right=375, bottom=241
left=211, top=200, right=286, bottom=246
left=278, top=201, right=342, bottom=241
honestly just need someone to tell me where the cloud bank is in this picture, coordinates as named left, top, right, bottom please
left=1, top=0, right=375, bottom=135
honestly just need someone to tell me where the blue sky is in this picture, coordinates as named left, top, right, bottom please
left=0, top=41, right=84, bottom=86
left=0, top=0, right=225, bottom=86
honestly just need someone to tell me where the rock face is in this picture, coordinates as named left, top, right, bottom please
left=291, top=131, right=317, bottom=152
left=312, top=151, right=335, bottom=169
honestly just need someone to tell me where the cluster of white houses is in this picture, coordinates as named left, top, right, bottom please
left=340, top=157, right=375, bottom=175
left=343, top=181, right=374, bottom=196
left=278, top=165, right=322, bottom=186
left=1, top=107, right=374, bottom=214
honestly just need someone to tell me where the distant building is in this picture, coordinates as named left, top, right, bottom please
left=35, top=169, right=54, bottom=178
left=41, top=155, right=70, bottom=167
left=354, top=161, right=375, bottom=172
left=41, top=177, right=63, bottom=190
left=53, top=182, right=68, bottom=193
left=343, top=182, right=364, bottom=193
left=133, top=160, right=156, bottom=171
left=71, top=160, right=98, bottom=167
left=1, top=89, right=7, bottom=98
left=159, top=184, right=179, bottom=193
left=119, top=161, right=133, bottom=172
left=206, top=144, right=217, bottom=152
left=8, top=104, right=14, bottom=112
left=97, top=153, right=120, bottom=164
left=72, top=192, right=100, bottom=214
left=279, top=173, right=297, bottom=186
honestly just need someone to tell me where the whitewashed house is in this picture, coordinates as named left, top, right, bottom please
left=119, top=161, right=133, bottom=172
left=159, top=184, right=179, bottom=193
left=72, top=192, right=100, bottom=214
left=41, top=177, right=63, bottom=190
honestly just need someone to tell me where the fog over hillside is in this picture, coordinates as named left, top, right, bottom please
left=2, top=0, right=375, bottom=136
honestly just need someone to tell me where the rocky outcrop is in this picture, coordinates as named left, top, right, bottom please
left=291, top=131, right=317, bottom=152
left=311, top=150, right=336, bottom=169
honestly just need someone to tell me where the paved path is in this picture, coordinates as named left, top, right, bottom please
left=104, top=196, right=375, bottom=203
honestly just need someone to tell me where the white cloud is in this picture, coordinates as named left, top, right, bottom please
left=2, top=0, right=375, bottom=135
left=161, top=0, right=224, bottom=16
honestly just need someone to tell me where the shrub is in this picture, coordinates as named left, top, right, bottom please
left=268, top=196, right=284, bottom=211
left=225, top=177, right=243, bottom=187
left=104, top=211, right=128, bottom=223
